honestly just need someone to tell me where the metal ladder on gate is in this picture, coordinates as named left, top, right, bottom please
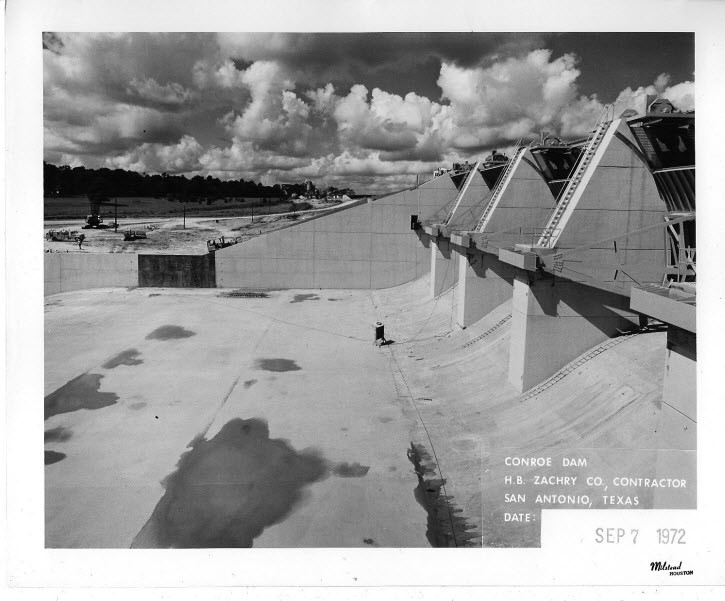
left=443, top=160, right=481, bottom=226
left=537, top=107, right=612, bottom=247
left=475, top=141, right=524, bottom=232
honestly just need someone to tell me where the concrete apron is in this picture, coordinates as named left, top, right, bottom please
left=44, top=288, right=429, bottom=548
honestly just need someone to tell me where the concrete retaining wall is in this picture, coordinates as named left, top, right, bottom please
left=44, top=253, right=138, bottom=295
left=138, top=254, right=216, bottom=288
left=216, top=175, right=458, bottom=289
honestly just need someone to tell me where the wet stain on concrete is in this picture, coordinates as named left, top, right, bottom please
left=148, top=293, right=161, bottom=297
left=129, top=401, right=147, bottom=410
left=341, top=427, right=349, bottom=432
left=407, top=443, right=480, bottom=547
left=243, top=379, right=258, bottom=389
left=131, top=418, right=329, bottom=548
left=44, top=426, right=72, bottom=443
left=102, top=349, right=143, bottom=369
left=44, top=300, right=63, bottom=311
left=45, top=450, right=66, bottom=465
left=331, top=462, right=370, bottom=478
left=255, top=358, right=301, bottom=372
left=451, top=439, right=477, bottom=452
left=327, top=298, right=341, bottom=302
left=290, top=293, right=319, bottom=304
left=363, top=538, right=375, bottom=545
left=146, top=325, right=196, bottom=340
left=44, top=374, right=119, bottom=420
left=378, top=416, right=393, bottom=423
left=388, top=466, right=397, bottom=472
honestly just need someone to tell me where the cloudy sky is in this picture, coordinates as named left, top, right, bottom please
left=43, top=32, right=694, bottom=193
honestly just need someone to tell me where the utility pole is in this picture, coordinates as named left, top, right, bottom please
left=183, top=203, right=186, bottom=229
left=114, top=197, right=118, bottom=232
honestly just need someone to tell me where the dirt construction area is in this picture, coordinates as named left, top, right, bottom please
left=44, top=200, right=357, bottom=255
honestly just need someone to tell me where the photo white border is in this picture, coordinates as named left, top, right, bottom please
left=4, top=0, right=725, bottom=595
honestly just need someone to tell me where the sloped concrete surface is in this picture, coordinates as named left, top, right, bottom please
left=216, top=176, right=458, bottom=289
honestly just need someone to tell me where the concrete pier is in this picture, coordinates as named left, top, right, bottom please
left=444, top=147, right=559, bottom=324
left=455, top=243, right=516, bottom=328
left=631, top=284, right=696, bottom=421
left=508, top=273, right=640, bottom=392
left=429, top=232, right=459, bottom=297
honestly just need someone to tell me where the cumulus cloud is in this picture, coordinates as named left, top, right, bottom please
left=105, top=135, right=204, bottom=173
left=127, top=78, right=194, bottom=106
left=44, top=33, right=694, bottom=193
left=435, top=51, right=584, bottom=149
left=612, top=73, right=694, bottom=116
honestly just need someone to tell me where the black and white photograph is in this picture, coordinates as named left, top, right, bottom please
left=4, top=0, right=725, bottom=596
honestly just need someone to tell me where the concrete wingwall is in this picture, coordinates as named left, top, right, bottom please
left=44, top=253, right=138, bottom=295
left=215, top=175, right=459, bottom=289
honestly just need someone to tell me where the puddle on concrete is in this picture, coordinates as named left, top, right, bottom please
left=102, top=348, right=143, bottom=369
left=146, top=325, right=196, bottom=340
left=331, top=462, right=370, bottom=478
left=45, top=450, right=66, bottom=465
left=407, top=442, right=480, bottom=547
left=44, top=426, right=72, bottom=443
left=327, top=298, right=342, bottom=302
left=131, top=418, right=329, bottom=548
left=243, top=379, right=258, bottom=389
left=44, top=373, right=119, bottom=420
left=129, top=401, right=147, bottom=410
left=363, top=538, right=375, bottom=545
left=290, top=294, right=319, bottom=304
left=254, top=358, right=301, bottom=372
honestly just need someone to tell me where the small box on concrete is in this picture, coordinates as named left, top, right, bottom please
left=450, top=233, right=470, bottom=248
left=498, top=248, right=538, bottom=271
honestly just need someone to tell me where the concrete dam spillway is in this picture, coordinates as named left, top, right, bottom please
left=44, top=96, right=696, bottom=548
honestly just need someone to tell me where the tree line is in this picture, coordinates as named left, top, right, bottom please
left=43, top=162, right=283, bottom=200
